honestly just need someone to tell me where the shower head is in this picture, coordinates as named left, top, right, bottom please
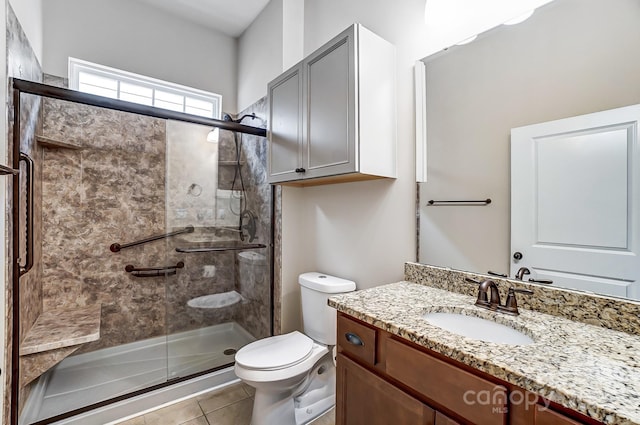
left=222, top=112, right=258, bottom=124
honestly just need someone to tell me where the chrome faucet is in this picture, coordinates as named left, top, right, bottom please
left=515, top=267, right=531, bottom=280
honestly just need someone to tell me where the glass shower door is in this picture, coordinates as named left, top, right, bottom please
left=164, top=118, right=271, bottom=380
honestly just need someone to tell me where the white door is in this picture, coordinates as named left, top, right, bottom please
left=511, top=104, right=640, bottom=300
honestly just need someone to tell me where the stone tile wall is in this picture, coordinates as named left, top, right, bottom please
left=228, top=98, right=271, bottom=340
left=9, top=67, right=274, bottom=420
left=39, top=93, right=274, bottom=352
left=40, top=97, right=167, bottom=353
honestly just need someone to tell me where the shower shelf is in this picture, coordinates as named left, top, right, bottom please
left=18, top=304, right=101, bottom=387
left=176, top=242, right=266, bottom=253
left=36, top=135, right=82, bottom=150
left=20, top=304, right=101, bottom=356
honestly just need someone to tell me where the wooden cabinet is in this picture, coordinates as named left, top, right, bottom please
left=535, top=405, right=583, bottom=425
left=267, top=24, right=396, bottom=186
left=336, top=312, right=602, bottom=425
left=337, top=353, right=435, bottom=425
left=386, top=338, right=507, bottom=425
left=436, top=412, right=463, bottom=425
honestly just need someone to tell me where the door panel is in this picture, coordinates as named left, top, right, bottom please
left=511, top=104, right=640, bottom=300
left=535, top=128, right=628, bottom=248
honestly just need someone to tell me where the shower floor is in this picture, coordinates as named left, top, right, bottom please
left=23, top=322, right=255, bottom=423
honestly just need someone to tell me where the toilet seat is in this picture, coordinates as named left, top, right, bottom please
left=235, top=342, right=330, bottom=385
left=235, top=331, right=314, bottom=371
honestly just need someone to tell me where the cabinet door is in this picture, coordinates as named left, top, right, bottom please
left=268, top=64, right=303, bottom=183
left=336, top=353, right=434, bottom=425
left=534, top=405, right=582, bottom=425
left=303, top=27, right=356, bottom=179
left=435, top=412, right=462, bottom=425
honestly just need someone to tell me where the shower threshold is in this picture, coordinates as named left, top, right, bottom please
left=21, top=321, right=255, bottom=425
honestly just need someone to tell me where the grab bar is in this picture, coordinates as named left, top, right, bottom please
left=19, top=153, right=34, bottom=276
left=125, top=261, right=184, bottom=278
left=0, top=164, right=19, bottom=175
left=427, top=198, right=491, bottom=206
left=176, top=243, right=266, bottom=253
left=110, top=225, right=195, bottom=252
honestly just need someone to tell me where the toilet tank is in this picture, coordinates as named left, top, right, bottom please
left=299, top=272, right=356, bottom=345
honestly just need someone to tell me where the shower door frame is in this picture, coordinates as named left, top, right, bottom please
left=9, top=78, right=273, bottom=425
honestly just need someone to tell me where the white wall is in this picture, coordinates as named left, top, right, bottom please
left=237, top=0, right=304, bottom=112
left=422, top=0, right=553, bottom=57
left=275, top=0, right=429, bottom=332
left=281, top=0, right=304, bottom=71
left=237, top=0, right=283, bottom=112
left=42, top=0, right=238, bottom=113
left=8, top=0, right=42, bottom=63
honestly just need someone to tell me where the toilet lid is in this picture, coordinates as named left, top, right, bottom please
left=235, top=331, right=314, bottom=370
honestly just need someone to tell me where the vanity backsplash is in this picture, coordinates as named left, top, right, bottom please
left=405, top=262, right=640, bottom=336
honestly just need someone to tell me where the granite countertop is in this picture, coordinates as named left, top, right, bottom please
left=329, top=281, right=640, bottom=425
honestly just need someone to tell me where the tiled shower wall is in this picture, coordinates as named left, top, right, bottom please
left=229, top=98, right=271, bottom=340
left=40, top=85, right=169, bottom=352
left=39, top=85, right=272, bottom=353
left=5, top=4, right=44, bottom=420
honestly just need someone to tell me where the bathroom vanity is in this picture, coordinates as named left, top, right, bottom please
left=330, top=264, right=640, bottom=425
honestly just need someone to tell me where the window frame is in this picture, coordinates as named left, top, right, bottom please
left=68, top=57, right=222, bottom=119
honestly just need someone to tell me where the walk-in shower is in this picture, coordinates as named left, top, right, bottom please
left=10, top=78, right=272, bottom=425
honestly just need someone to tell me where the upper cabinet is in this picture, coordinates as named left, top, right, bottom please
left=268, top=24, right=396, bottom=186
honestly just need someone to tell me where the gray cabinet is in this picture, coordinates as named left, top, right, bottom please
left=268, top=66, right=303, bottom=180
left=268, top=24, right=396, bottom=185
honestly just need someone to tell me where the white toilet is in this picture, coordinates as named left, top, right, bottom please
left=234, top=272, right=356, bottom=425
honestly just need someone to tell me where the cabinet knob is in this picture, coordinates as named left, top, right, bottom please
left=295, top=167, right=306, bottom=173
left=345, top=332, right=364, bottom=346
left=513, top=252, right=523, bottom=261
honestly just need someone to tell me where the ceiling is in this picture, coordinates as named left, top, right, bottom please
left=134, top=0, right=271, bottom=37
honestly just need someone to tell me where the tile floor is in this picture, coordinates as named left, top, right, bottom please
left=116, top=382, right=335, bottom=425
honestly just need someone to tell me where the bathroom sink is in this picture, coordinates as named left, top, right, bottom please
left=422, top=312, right=535, bottom=345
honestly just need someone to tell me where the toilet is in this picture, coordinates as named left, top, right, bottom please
left=234, top=272, right=356, bottom=425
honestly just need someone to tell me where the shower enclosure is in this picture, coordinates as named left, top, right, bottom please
left=11, top=78, right=272, bottom=425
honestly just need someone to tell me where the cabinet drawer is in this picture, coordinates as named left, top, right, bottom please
left=386, top=338, right=507, bottom=425
left=337, top=314, right=377, bottom=365
left=535, top=405, right=582, bottom=425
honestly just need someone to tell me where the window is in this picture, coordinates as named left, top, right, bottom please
left=69, top=58, right=221, bottom=119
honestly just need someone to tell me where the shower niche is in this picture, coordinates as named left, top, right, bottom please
left=13, top=78, right=272, bottom=424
